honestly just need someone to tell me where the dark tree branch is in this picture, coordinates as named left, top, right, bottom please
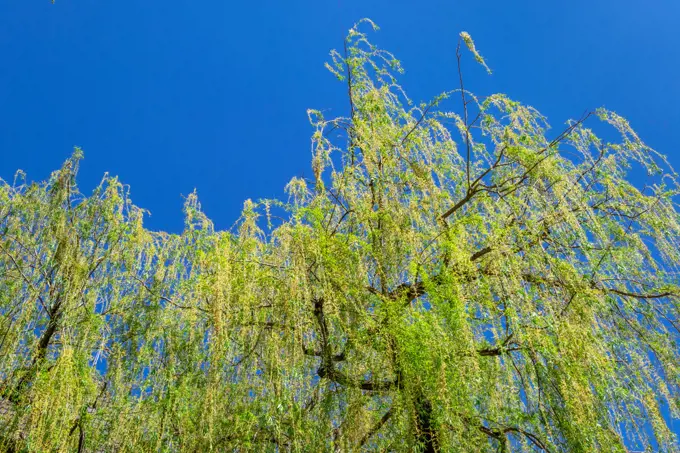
left=357, top=407, right=394, bottom=449
left=133, top=276, right=208, bottom=313
left=312, top=297, right=398, bottom=392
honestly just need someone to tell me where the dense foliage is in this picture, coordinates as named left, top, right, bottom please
left=1, top=22, right=679, bottom=452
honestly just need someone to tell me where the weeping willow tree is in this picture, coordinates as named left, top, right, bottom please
left=1, top=21, right=679, bottom=453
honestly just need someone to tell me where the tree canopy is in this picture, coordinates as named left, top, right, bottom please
left=1, top=21, right=679, bottom=452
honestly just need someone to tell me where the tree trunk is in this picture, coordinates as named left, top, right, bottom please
left=414, top=393, right=438, bottom=453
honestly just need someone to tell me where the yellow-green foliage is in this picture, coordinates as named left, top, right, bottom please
left=0, top=22, right=679, bottom=452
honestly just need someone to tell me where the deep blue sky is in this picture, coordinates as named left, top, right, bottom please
left=1, top=1, right=679, bottom=232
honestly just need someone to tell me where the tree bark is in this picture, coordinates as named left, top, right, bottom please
left=414, top=392, right=438, bottom=453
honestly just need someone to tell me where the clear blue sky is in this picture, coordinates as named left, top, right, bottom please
left=1, top=1, right=679, bottom=233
